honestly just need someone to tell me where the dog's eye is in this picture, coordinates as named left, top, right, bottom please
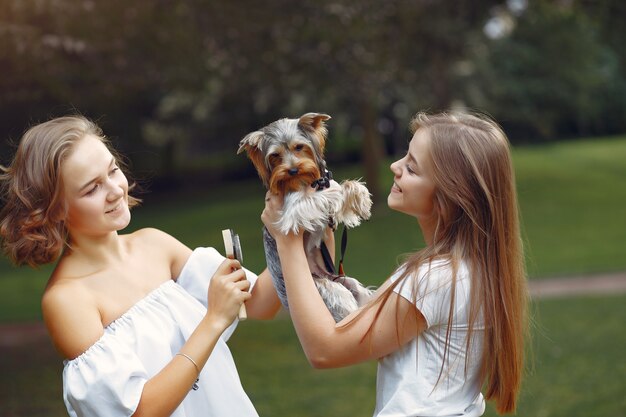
left=294, top=144, right=304, bottom=151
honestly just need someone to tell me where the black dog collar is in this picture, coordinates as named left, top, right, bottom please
left=311, top=169, right=333, bottom=191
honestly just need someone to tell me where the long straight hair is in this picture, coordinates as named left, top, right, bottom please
left=356, top=112, right=528, bottom=414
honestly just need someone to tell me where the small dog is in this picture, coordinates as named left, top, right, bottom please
left=238, top=112, right=374, bottom=322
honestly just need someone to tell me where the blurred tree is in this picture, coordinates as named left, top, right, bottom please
left=2, top=0, right=625, bottom=186
left=571, top=0, right=626, bottom=135
left=0, top=1, right=204, bottom=162
left=146, top=0, right=504, bottom=201
left=462, top=0, right=626, bottom=140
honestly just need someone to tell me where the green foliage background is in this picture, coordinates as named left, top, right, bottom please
left=2, top=0, right=625, bottom=186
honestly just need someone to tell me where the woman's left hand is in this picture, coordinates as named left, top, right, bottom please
left=261, top=192, right=302, bottom=245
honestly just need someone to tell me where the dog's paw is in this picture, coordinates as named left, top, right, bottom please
left=278, top=187, right=343, bottom=234
left=340, top=276, right=376, bottom=306
left=337, top=180, right=372, bottom=228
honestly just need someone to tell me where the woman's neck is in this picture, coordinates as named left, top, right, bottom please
left=66, top=231, right=128, bottom=268
left=417, top=215, right=437, bottom=246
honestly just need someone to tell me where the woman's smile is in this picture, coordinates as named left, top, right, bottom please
left=106, top=201, right=125, bottom=215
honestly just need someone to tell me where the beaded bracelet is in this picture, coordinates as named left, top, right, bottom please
left=176, top=352, right=200, bottom=390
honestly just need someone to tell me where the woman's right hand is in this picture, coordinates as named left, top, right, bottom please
left=204, top=258, right=251, bottom=330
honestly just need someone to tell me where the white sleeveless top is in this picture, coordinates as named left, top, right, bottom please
left=62, top=247, right=259, bottom=417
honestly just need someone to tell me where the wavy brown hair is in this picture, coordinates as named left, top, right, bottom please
left=356, top=111, right=528, bottom=414
left=0, top=115, right=140, bottom=267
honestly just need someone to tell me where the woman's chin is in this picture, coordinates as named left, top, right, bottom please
left=387, top=194, right=400, bottom=212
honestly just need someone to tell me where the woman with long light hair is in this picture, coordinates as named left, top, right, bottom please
left=262, top=111, right=528, bottom=416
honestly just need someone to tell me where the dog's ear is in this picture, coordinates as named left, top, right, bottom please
left=298, top=113, right=331, bottom=133
left=238, top=131, right=264, bottom=154
left=298, top=113, right=331, bottom=152
left=238, top=131, right=271, bottom=187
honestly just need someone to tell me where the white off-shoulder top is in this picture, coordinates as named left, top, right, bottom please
left=62, top=247, right=259, bottom=417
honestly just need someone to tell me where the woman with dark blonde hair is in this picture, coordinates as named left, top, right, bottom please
left=1, top=115, right=280, bottom=417
left=262, top=111, right=528, bottom=416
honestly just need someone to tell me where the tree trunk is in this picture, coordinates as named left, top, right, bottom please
left=360, top=100, right=386, bottom=206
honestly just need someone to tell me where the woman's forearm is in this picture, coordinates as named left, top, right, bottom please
left=132, top=317, right=226, bottom=417
left=275, top=239, right=339, bottom=367
left=274, top=236, right=422, bottom=369
left=135, top=257, right=250, bottom=416
left=245, top=269, right=282, bottom=320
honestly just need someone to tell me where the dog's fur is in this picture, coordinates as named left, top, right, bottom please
left=238, top=113, right=374, bottom=322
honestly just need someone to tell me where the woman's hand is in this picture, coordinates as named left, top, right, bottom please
left=261, top=192, right=303, bottom=246
left=204, top=258, right=251, bottom=331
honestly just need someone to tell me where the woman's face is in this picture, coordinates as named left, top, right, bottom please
left=388, top=128, right=437, bottom=233
left=61, top=134, right=131, bottom=238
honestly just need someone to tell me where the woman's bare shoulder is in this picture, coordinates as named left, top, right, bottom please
left=42, top=272, right=103, bottom=360
left=128, top=228, right=187, bottom=250
left=127, top=228, right=192, bottom=279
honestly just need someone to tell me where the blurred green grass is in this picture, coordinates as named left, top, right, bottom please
left=514, top=136, right=626, bottom=277
left=2, top=295, right=624, bottom=416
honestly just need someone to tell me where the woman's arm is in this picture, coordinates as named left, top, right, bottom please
left=159, top=226, right=281, bottom=321
left=246, top=221, right=334, bottom=320
left=262, top=194, right=427, bottom=368
left=42, top=282, right=107, bottom=360
left=245, top=268, right=282, bottom=320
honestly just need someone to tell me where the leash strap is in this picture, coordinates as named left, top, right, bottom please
left=320, top=241, right=336, bottom=275
left=338, top=225, right=347, bottom=276
left=320, top=225, right=348, bottom=276
left=313, top=168, right=349, bottom=276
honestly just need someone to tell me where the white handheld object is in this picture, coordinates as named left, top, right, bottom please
left=222, top=229, right=247, bottom=321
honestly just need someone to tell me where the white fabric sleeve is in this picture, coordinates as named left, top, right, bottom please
left=63, top=336, right=148, bottom=417
left=391, top=261, right=454, bottom=328
left=175, top=247, right=259, bottom=340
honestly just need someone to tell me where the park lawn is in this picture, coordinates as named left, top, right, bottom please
left=1, top=294, right=624, bottom=416
left=513, top=136, right=626, bottom=277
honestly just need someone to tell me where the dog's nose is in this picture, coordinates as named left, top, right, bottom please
left=288, top=168, right=299, bottom=176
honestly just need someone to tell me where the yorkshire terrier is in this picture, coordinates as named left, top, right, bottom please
left=238, top=112, right=374, bottom=322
